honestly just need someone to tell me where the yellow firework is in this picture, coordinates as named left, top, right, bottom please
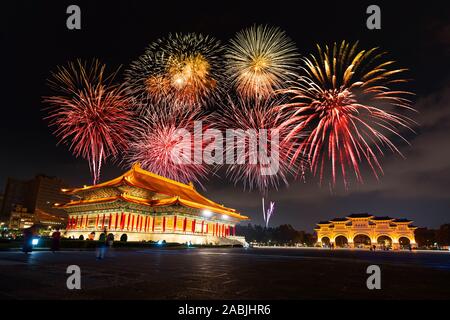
left=125, top=33, right=223, bottom=111
left=225, top=25, right=300, bottom=99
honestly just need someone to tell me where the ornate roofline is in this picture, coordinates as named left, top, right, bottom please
left=316, top=214, right=414, bottom=227
left=58, top=164, right=248, bottom=220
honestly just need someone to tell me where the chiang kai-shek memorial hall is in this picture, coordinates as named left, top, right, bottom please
left=56, top=164, right=249, bottom=245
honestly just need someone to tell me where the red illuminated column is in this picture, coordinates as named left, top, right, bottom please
left=137, top=215, right=141, bottom=231
left=108, top=214, right=112, bottom=229
left=120, top=212, right=124, bottom=230
left=173, top=216, right=177, bottom=231
left=95, top=215, right=99, bottom=229
left=192, top=219, right=196, bottom=233
left=74, top=216, right=78, bottom=229
left=201, top=221, right=204, bottom=234
left=101, top=214, right=105, bottom=229
left=131, top=215, right=135, bottom=231
left=126, top=214, right=130, bottom=230
left=162, top=216, right=166, bottom=232
left=183, top=217, right=187, bottom=232
left=216, top=223, right=219, bottom=237
left=144, top=216, right=148, bottom=232
left=115, top=213, right=118, bottom=230
left=233, top=225, right=236, bottom=236
left=152, top=217, right=155, bottom=232
left=206, top=223, right=209, bottom=234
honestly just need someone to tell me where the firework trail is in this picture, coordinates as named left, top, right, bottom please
left=125, top=33, right=224, bottom=112
left=225, top=24, right=300, bottom=100
left=262, top=197, right=275, bottom=228
left=214, top=96, right=302, bottom=192
left=276, top=41, right=416, bottom=187
left=44, top=60, right=136, bottom=185
left=124, top=105, right=211, bottom=187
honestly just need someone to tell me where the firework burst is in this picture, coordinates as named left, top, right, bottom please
left=225, top=24, right=300, bottom=99
left=125, top=33, right=224, bottom=112
left=215, top=96, right=301, bottom=192
left=277, top=41, right=416, bottom=187
left=125, top=105, right=211, bottom=187
left=44, top=60, right=136, bottom=185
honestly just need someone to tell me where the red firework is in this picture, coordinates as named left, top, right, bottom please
left=276, top=41, right=416, bottom=187
left=44, top=60, right=136, bottom=185
left=125, top=106, right=211, bottom=187
left=215, top=96, right=301, bottom=192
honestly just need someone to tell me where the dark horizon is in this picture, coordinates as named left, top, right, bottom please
left=1, top=0, right=450, bottom=231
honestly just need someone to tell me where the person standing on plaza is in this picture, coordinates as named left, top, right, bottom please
left=51, top=228, right=61, bottom=252
left=22, top=225, right=36, bottom=254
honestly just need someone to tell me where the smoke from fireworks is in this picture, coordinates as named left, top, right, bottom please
left=277, top=41, right=416, bottom=187
left=125, top=33, right=224, bottom=112
left=44, top=60, right=136, bottom=185
left=125, top=106, right=211, bottom=187
left=215, top=96, right=301, bottom=192
left=225, top=24, right=300, bottom=99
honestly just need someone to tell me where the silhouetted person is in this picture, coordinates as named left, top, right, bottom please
left=107, top=233, right=114, bottom=248
left=51, top=228, right=61, bottom=252
left=96, top=229, right=108, bottom=260
left=22, top=225, right=36, bottom=254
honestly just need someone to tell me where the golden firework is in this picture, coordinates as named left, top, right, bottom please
left=125, top=33, right=223, bottom=111
left=225, top=25, right=300, bottom=99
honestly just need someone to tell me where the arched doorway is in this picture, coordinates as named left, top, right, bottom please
left=321, top=237, right=331, bottom=247
left=353, top=234, right=371, bottom=248
left=377, top=235, right=392, bottom=250
left=335, top=235, right=348, bottom=248
left=399, top=237, right=411, bottom=249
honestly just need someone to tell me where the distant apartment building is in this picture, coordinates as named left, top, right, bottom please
left=0, top=175, right=72, bottom=230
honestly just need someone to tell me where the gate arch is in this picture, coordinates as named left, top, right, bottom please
left=353, top=234, right=371, bottom=247
left=399, top=237, right=411, bottom=248
left=334, top=235, right=348, bottom=248
left=321, top=237, right=331, bottom=247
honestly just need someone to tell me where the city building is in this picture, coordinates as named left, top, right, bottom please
left=1, top=175, right=71, bottom=230
left=8, top=205, right=66, bottom=230
left=57, top=164, right=249, bottom=245
left=315, top=213, right=417, bottom=249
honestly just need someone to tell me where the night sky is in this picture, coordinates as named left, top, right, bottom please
left=1, top=1, right=449, bottom=231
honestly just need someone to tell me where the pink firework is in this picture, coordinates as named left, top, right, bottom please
left=215, top=96, right=301, bottom=192
left=125, top=106, right=211, bottom=187
left=276, top=41, right=416, bottom=187
left=44, top=60, right=136, bottom=185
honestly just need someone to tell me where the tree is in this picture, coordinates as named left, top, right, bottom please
left=414, top=227, right=436, bottom=247
left=436, top=224, right=450, bottom=246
